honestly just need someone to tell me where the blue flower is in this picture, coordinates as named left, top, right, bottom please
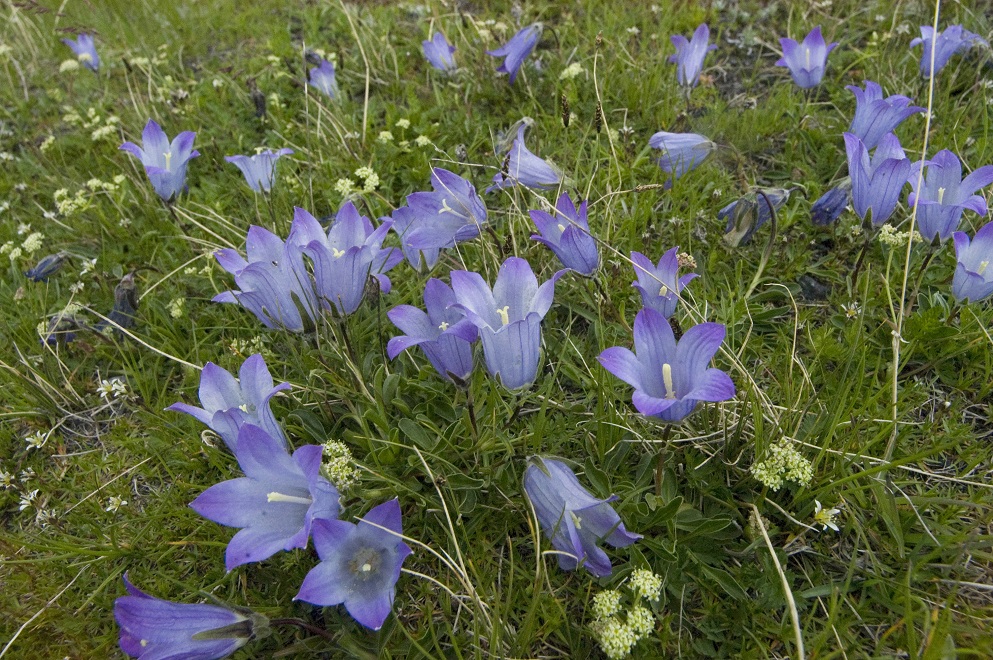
left=631, top=247, right=697, bottom=318
left=952, top=221, right=993, bottom=303
left=668, top=23, right=716, bottom=89
left=422, top=32, right=456, bottom=71
left=846, top=81, right=924, bottom=150
left=908, top=149, right=993, bottom=242
left=776, top=26, right=838, bottom=88
left=486, top=123, right=562, bottom=193
left=810, top=179, right=852, bottom=226
left=529, top=193, right=599, bottom=275
left=720, top=188, right=793, bottom=246
left=24, top=251, right=69, bottom=282
left=224, top=149, right=293, bottom=193
left=487, top=24, right=541, bottom=84
left=120, top=120, right=200, bottom=202
left=648, top=131, right=716, bottom=187
left=910, top=25, right=988, bottom=77
left=844, top=132, right=910, bottom=225
left=523, top=457, right=641, bottom=577
left=309, top=59, right=339, bottom=99
left=62, top=34, right=99, bottom=72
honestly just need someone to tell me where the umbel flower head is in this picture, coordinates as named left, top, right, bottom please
left=309, top=59, right=339, bottom=99
left=810, top=178, right=852, bottom=226
left=295, top=498, right=412, bottom=631
left=225, top=148, right=293, bottom=193
left=844, top=132, right=910, bottom=226
left=846, top=81, right=924, bottom=150
left=486, top=122, right=562, bottom=193
left=630, top=247, right=698, bottom=318
left=908, top=150, right=993, bottom=243
left=450, top=257, right=565, bottom=390
left=523, top=456, right=641, bottom=577
left=120, top=120, right=200, bottom=202
left=167, top=354, right=290, bottom=452
left=669, top=23, right=716, bottom=89
left=190, top=424, right=340, bottom=571
left=952, top=221, right=993, bottom=303
left=114, top=573, right=267, bottom=660
left=910, top=25, right=988, bottom=77
left=422, top=32, right=456, bottom=71
left=598, top=307, right=735, bottom=423
left=648, top=131, right=716, bottom=187
left=387, top=278, right=477, bottom=382
left=776, top=26, right=838, bottom=88
left=62, top=33, right=99, bottom=72
left=487, top=23, right=542, bottom=84
left=529, top=192, right=599, bottom=276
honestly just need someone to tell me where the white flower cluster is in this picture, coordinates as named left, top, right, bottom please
left=354, top=166, right=379, bottom=193
left=877, top=224, right=923, bottom=247
left=559, top=62, right=585, bottom=80
left=322, top=440, right=360, bottom=492
left=591, top=570, right=663, bottom=659
left=168, top=297, right=185, bottom=319
left=97, top=377, right=130, bottom=400
left=750, top=438, right=814, bottom=491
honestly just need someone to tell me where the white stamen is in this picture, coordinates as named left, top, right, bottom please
left=662, top=363, right=676, bottom=399
left=496, top=306, right=510, bottom=326
left=659, top=284, right=669, bottom=297
left=937, top=187, right=946, bottom=204
left=805, top=48, right=811, bottom=69
left=979, top=261, right=989, bottom=275
left=438, top=198, right=456, bottom=215
left=361, top=562, right=372, bottom=572
left=557, top=223, right=566, bottom=233
left=163, top=151, right=172, bottom=170
left=438, top=321, right=449, bottom=331
left=140, top=640, right=148, bottom=648
left=332, top=247, right=346, bottom=258
left=570, top=510, right=582, bottom=530
left=266, top=492, right=313, bottom=505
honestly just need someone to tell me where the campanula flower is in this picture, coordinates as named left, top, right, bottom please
left=295, top=498, right=412, bottom=631
left=846, top=81, right=924, bottom=150
left=422, top=32, right=456, bottom=71
left=486, top=123, right=562, bottom=193
left=120, top=120, right=200, bottom=202
left=289, top=204, right=402, bottom=316
left=844, top=132, right=910, bottom=225
left=952, top=221, right=993, bottom=303
left=224, top=148, right=293, bottom=193
left=631, top=247, right=697, bottom=318
left=598, top=307, right=735, bottom=422
left=487, top=24, right=542, bottom=84
left=523, top=457, right=641, bottom=578
left=213, top=225, right=320, bottom=332
left=910, top=25, right=988, bottom=77
left=114, top=573, right=266, bottom=660
left=648, top=131, right=716, bottom=187
left=776, top=26, right=838, bottom=88
left=191, top=424, right=340, bottom=571
left=24, top=251, right=69, bottom=282
left=309, top=59, right=339, bottom=99
left=720, top=187, right=793, bottom=246
left=907, top=150, right=993, bottom=242
left=167, top=354, right=290, bottom=452
left=450, top=257, right=565, bottom=390
left=529, top=193, right=599, bottom=275
left=387, top=278, right=477, bottom=382
left=95, top=271, right=139, bottom=334
left=669, top=23, right=716, bottom=88
left=62, top=34, right=99, bottom=72
left=810, top=179, right=852, bottom=226
left=391, top=168, right=488, bottom=270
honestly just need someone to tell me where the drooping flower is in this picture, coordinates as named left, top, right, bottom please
left=309, top=59, right=339, bottom=99
left=224, top=149, right=294, bottom=193
left=907, top=150, right=993, bottom=242
left=598, top=307, right=735, bottom=423
left=391, top=168, right=488, bottom=270
left=450, top=257, right=565, bottom=390
left=213, top=225, right=320, bottom=332
left=289, top=204, right=402, bottom=316
left=844, top=132, right=911, bottom=225
left=720, top=187, right=794, bottom=246
left=910, top=25, right=988, bottom=77
left=295, top=498, right=412, bottom=631
left=648, top=131, right=716, bottom=186
left=529, top=193, right=599, bottom=275
left=487, top=24, right=542, bottom=84
left=952, top=221, right=993, bottom=303
left=846, top=81, right=924, bottom=150
left=422, top=32, right=456, bottom=71
left=167, top=354, right=290, bottom=452
left=775, top=26, right=838, bottom=88
left=522, top=456, right=641, bottom=577
left=24, top=251, right=69, bottom=282
left=61, top=34, right=99, bottom=72
left=810, top=179, right=852, bottom=226
left=120, top=120, right=200, bottom=202
left=190, top=424, right=340, bottom=571
left=486, top=123, right=562, bottom=193
left=668, top=23, right=716, bottom=89
left=114, top=573, right=266, bottom=660
left=630, top=247, right=697, bottom=318
left=387, top=278, right=477, bottom=382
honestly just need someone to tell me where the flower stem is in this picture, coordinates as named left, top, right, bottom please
left=270, top=618, right=336, bottom=642
left=655, top=425, right=674, bottom=497
left=743, top=191, right=778, bottom=299
left=906, top=243, right=938, bottom=313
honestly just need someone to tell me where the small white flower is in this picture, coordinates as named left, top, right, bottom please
left=105, top=495, right=128, bottom=512
left=19, top=467, right=35, bottom=482
left=22, top=232, right=44, bottom=254
left=376, top=130, right=394, bottom=144
left=19, top=489, right=40, bottom=511
left=97, top=379, right=117, bottom=399
left=626, top=27, right=640, bottom=36
left=59, top=59, right=80, bottom=72
left=25, top=431, right=48, bottom=451
left=559, top=61, right=585, bottom=80
left=69, top=281, right=85, bottom=293
left=395, top=118, right=411, bottom=129
left=167, top=297, right=185, bottom=318
left=813, top=500, right=841, bottom=532
left=414, top=135, right=432, bottom=147
left=17, top=223, right=31, bottom=235
left=0, top=470, right=14, bottom=489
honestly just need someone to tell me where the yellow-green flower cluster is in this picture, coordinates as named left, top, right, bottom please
left=750, top=438, right=813, bottom=491
left=54, top=187, right=91, bottom=217
left=322, top=439, right=360, bottom=492
left=877, top=224, right=923, bottom=247
left=591, top=570, right=662, bottom=659
left=354, top=166, right=379, bottom=193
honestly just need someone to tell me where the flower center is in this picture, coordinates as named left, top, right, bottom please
left=937, top=187, right=945, bottom=204
left=659, top=284, right=669, bottom=297
left=438, top=198, right=457, bottom=215
left=332, top=247, right=346, bottom=258
left=140, top=640, right=148, bottom=648
left=557, top=223, right=566, bottom=233
left=266, top=492, right=313, bottom=505
left=496, top=306, right=510, bottom=326
left=662, top=363, right=676, bottom=399
left=438, top=321, right=449, bottom=331
left=163, top=151, right=172, bottom=170
left=569, top=510, right=583, bottom=530
left=349, top=547, right=383, bottom=581
left=979, top=260, right=989, bottom=275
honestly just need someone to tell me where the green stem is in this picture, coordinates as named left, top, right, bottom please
left=270, top=618, right=336, bottom=641
left=743, top=191, right=778, bottom=299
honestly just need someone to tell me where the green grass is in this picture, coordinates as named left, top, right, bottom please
left=2, top=0, right=993, bottom=657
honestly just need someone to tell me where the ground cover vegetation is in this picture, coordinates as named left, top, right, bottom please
left=2, top=0, right=993, bottom=657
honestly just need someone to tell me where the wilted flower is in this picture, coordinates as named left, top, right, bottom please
left=648, top=131, right=716, bottom=186
left=295, top=498, right=412, bottom=631
left=224, top=149, right=293, bottom=193
left=720, top=187, right=793, bottom=246
left=387, top=278, right=477, bottom=382
left=61, top=34, right=99, bottom=72
left=24, top=251, right=69, bottom=282
left=487, top=24, right=542, bottom=84
left=167, top=354, right=290, bottom=452
left=844, top=132, right=910, bottom=225
left=529, top=193, right=599, bottom=275
left=523, top=456, right=641, bottom=577
left=190, top=424, right=340, bottom=571
left=114, top=573, right=266, bottom=660
left=910, top=25, right=988, bottom=77
left=95, top=272, right=139, bottom=333
left=120, top=120, right=200, bottom=201
left=422, top=32, right=456, bottom=71
left=776, top=26, right=838, bottom=88
left=450, top=257, right=565, bottom=390
left=309, top=59, right=339, bottom=99
left=486, top=123, right=562, bottom=193
left=952, top=221, right=993, bottom=303
left=630, top=247, right=697, bottom=318
left=598, top=307, right=735, bottom=422
left=908, top=150, right=993, bottom=242
left=810, top=179, right=852, bottom=226
left=668, top=23, right=715, bottom=89
left=846, top=81, right=924, bottom=150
